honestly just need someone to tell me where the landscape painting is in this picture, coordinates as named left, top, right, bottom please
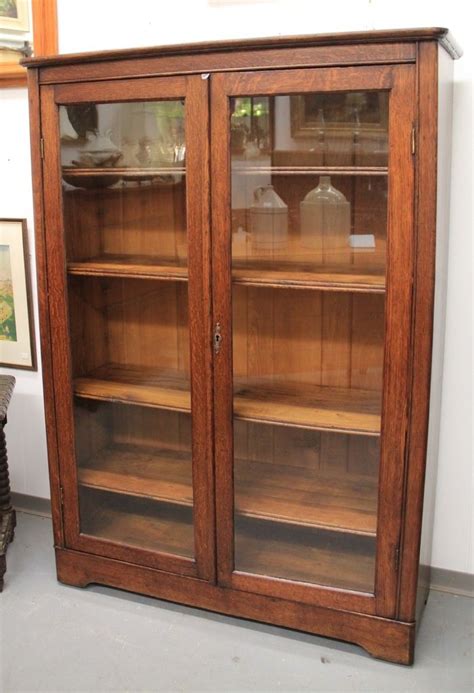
left=0, top=245, right=17, bottom=342
left=0, top=220, right=35, bottom=369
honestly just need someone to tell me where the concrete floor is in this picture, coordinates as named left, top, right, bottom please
left=0, top=512, right=473, bottom=692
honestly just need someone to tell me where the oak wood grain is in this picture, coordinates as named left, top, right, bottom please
left=67, top=255, right=188, bottom=281
left=374, top=64, right=416, bottom=618
left=27, top=29, right=444, bottom=69
left=40, top=84, right=82, bottom=546
left=74, top=365, right=191, bottom=411
left=26, top=71, right=65, bottom=547
left=232, top=261, right=385, bottom=293
left=34, top=42, right=418, bottom=86
left=234, top=380, right=381, bottom=435
left=397, top=42, right=442, bottom=623
left=73, top=362, right=381, bottom=435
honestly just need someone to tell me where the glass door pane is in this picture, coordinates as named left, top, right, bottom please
left=231, top=91, right=388, bottom=591
left=60, top=100, right=194, bottom=560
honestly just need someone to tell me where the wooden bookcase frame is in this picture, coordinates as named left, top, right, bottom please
left=23, top=28, right=461, bottom=665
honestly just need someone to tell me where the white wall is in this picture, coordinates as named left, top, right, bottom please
left=0, top=88, right=50, bottom=498
left=0, top=0, right=471, bottom=574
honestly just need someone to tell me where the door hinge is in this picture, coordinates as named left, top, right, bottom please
left=411, top=126, right=416, bottom=155
left=59, top=485, right=64, bottom=507
left=40, top=137, right=44, bottom=159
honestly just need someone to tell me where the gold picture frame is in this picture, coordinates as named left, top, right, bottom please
left=0, top=0, right=57, bottom=87
left=0, top=219, right=36, bottom=370
left=290, top=92, right=389, bottom=139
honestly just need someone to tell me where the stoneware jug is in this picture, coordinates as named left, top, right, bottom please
left=300, top=176, right=350, bottom=264
left=249, top=185, right=288, bottom=253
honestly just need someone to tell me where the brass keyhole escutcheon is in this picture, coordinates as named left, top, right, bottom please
left=214, top=323, right=222, bottom=354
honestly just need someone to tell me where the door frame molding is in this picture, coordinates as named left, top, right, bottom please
left=39, top=74, right=215, bottom=581
left=210, top=64, right=416, bottom=616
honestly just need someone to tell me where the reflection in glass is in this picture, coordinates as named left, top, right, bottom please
left=68, top=276, right=190, bottom=391
left=300, top=176, right=351, bottom=265
left=76, top=401, right=194, bottom=557
left=61, top=101, right=185, bottom=172
left=231, top=90, right=389, bottom=592
left=61, top=101, right=187, bottom=271
left=61, top=99, right=195, bottom=561
left=231, top=91, right=388, bottom=289
left=69, top=276, right=193, bottom=557
left=249, top=184, right=288, bottom=254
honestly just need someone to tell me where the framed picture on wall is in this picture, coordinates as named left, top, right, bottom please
left=0, top=219, right=36, bottom=370
left=290, top=92, right=389, bottom=138
left=0, top=0, right=57, bottom=88
left=0, top=0, right=30, bottom=32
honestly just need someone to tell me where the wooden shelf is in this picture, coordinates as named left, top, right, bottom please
left=234, top=380, right=381, bottom=436
left=235, top=517, right=375, bottom=592
left=232, top=237, right=387, bottom=293
left=78, top=443, right=378, bottom=536
left=80, top=490, right=194, bottom=558
left=74, top=365, right=380, bottom=434
left=235, top=459, right=377, bottom=536
left=232, top=261, right=385, bottom=293
left=63, top=166, right=186, bottom=177
left=74, top=364, right=191, bottom=412
left=67, top=255, right=385, bottom=292
left=79, top=473, right=374, bottom=590
left=81, top=487, right=374, bottom=590
left=68, top=254, right=188, bottom=281
left=79, top=445, right=193, bottom=507
left=62, top=166, right=186, bottom=191
left=232, top=166, right=387, bottom=177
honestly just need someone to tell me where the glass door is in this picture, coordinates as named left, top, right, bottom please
left=212, top=65, right=415, bottom=615
left=41, top=76, right=214, bottom=580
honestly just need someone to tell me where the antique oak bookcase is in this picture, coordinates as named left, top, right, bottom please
left=25, top=28, right=460, bottom=664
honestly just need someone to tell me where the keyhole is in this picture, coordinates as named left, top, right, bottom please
left=214, top=323, right=222, bottom=353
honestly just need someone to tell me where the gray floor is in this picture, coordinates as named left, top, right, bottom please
left=1, top=512, right=473, bottom=693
